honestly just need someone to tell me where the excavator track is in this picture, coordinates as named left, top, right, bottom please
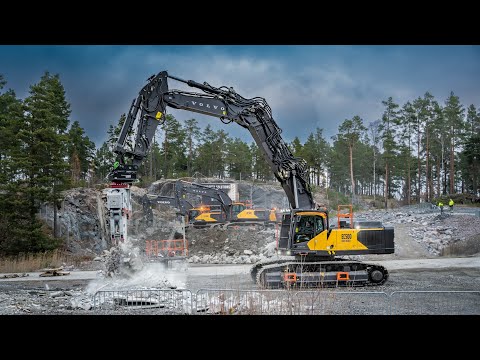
left=250, top=256, right=296, bottom=282
left=254, top=258, right=389, bottom=289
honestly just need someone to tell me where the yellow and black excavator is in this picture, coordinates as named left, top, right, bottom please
left=143, top=180, right=277, bottom=229
left=108, top=71, right=394, bottom=288
left=173, top=180, right=278, bottom=229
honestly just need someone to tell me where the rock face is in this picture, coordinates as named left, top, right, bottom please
left=39, top=188, right=107, bottom=256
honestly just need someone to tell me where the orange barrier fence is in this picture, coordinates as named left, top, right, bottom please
left=145, top=239, right=188, bottom=258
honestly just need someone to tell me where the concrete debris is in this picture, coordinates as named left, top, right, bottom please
left=99, top=239, right=145, bottom=278
left=50, top=291, right=73, bottom=298
left=70, top=296, right=93, bottom=311
left=1, top=273, right=29, bottom=279
left=39, top=267, right=70, bottom=277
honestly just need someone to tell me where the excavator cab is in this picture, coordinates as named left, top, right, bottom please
left=230, top=202, right=247, bottom=217
left=186, top=208, right=202, bottom=224
left=293, top=214, right=326, bottom=243
left=277, top=210, right=328, bottom=254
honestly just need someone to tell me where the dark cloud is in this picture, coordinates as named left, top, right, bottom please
left=0, top=45, right=479, bottom=147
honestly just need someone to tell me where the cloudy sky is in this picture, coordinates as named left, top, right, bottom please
left=1, top=45, right=479, bottom=147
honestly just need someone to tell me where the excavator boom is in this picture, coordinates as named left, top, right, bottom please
left=142, top=193, right=193, bottom=225
left=108, top=72, right=315, bottom=210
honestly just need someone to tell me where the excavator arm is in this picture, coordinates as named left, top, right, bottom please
left=108, top=71, right=315, bottom=210
left=175, top=180, right=232, bottom=219
left=144, top=194, right=193, bottom=215
left=142, top=193, right=193, bottom=226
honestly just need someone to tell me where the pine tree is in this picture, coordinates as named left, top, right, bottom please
left=250, top=142, right=273, bottom=181
left=380, top=97, right=399, bottom=208
left=337, top=116, right=367, bottom=201
left=0, top=75, right=39, bottom=254
left=460, top=135, right=480, bottom=195
left=184, top=118, right=200, bottom=176
left=22, top=72, right=71, bottom=241
left=302, top=128, right=329, bottom=186
left=329, top=134, right=350, bottom=195
left=158, top=114, right=187, bottom=179
left=368, top=120, right=381, bottom=201
left=466, top=104, right=480, bottom=137
left=92, top=142, right=114, bottom=182
left=195, top=125, right=229, bottom=178
left=225, top=137, right=252, bottom=180
left=290, top=137, right=304, bottom=158
left=429, top=101, right=447, bottom=197
left=0, top=75, right=21, bottom=185
left=67, top=120, right=95, bottom=186
left=443, top=92, right=465, bottom=194
left=396, top=101, right=416, bottom=204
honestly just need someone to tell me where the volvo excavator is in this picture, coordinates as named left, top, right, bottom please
left=174, top=180, right=277, bottom=229
left=143, top=179, right=275, bottom=229
left=107, top=71, right=394, bottom=288
left=141, top=182, right=222, bottom=227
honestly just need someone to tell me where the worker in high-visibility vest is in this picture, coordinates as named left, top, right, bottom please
left=438, top=201, right=444, bottom=215
left=449, top=198, right=454, bottom=213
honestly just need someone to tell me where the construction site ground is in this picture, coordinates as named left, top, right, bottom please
left=2, top=196, right=480, bottom=314
left=1, top=210, right=480, bottom=315
left=1, top=257, right=479, bottom=291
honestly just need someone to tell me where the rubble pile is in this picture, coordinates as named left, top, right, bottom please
left=358, top=209, right=480, bottom=256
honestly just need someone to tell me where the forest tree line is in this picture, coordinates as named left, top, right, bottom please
left=1, top=72, right=479, bottom=254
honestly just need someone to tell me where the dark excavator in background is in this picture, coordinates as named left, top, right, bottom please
left=175, top=180, right=277, bottom=229
left=108, top=71, right=394, bottom=288
left=143, top=179, right=277, bottom=229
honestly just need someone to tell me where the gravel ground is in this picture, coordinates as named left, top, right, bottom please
left=1, top=208, right=479, bottom=315
left=1, top=263, right=479, bottom=315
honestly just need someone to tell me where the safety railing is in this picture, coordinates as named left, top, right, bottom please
left=92, top=289, right=193, bottom=314
left=90, top=289, right=480, bottom=315
left=194, top=289, right=298, bottom=315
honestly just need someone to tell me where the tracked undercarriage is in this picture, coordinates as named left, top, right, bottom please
left=250, top=256, right=389, bottom=289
